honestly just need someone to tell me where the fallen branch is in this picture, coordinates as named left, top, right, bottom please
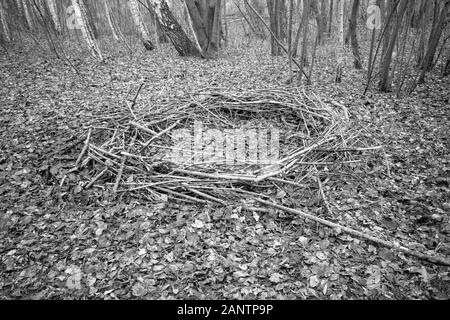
left=75, top=128, right=92, bottom=167
left=113, top=134, right=136, bottom=194
left=130, top=121, right=157, bottom=135
left=255, top=198, right=450, bottom=267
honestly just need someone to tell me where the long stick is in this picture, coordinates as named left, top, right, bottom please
left=113, top=133, right=136, bottom=194
left=75, top=128, right=92, bottom=167
left=255, top=198, right=450, bottom=267
left=142, top=120, right=181, bottom=150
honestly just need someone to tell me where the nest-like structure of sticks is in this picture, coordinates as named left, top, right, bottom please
left=75, top=87, right=380, bottom=207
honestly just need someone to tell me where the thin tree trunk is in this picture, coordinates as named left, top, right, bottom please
left=288, top=0, right=294, bottom=79
left=128, top=0, right=155, bottom=50
left=420, top=0, right=450, bottom=79
left=267, top=0, right=282, bottom=56
left=443, top=56, right=450, bottom=77
left=279, top=0, right=287, bottom=41
left=104, top=0, right=119, bottom=40
left=318, top=0, right=328, bottom=44
left=328, top=0, right=333, bottom=36
left=292, top=0, right=304, bottom=57
left=381, top=0, right=394, bottom=60
left=223, top=0, right=228, bottom=46
left=145, top=0, right=169, bottom=43
left=71, top=0, right=103, bottom=60
left=46, top=0, right=60, bottom=32
left=378, top=0, right=408, bottom=92
left=0, top=0, right=10, bottom=42
left=339, top=0, right=345, bottom=45
left=185, top=0, right=209, bottom=50
left=22, top=0, right=33, bottom=29
left=147, top=0, right=202, bottom=56
left=208, top=0, right=222, bottom=55
left=349, top=0, right=362, bottom=69
left=184, top=0, right=222, bottom=56
left=367, top=24, right=376, bottom=77
left=105, top=0, right=133, bottom=54
left=298, top=0, right=310, bottom=81
left=244, top=0, right=309, bottom=80
left=307, top=29, right=319, bottom=84
left=84, top=1, right=99, bottom=39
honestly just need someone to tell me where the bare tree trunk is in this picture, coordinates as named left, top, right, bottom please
left=349, top=0, right=362, bottom=69
left=243, top=0, right=266, bottom=37
left=288, top=0, right=294, bottom=78
left=339, top=0, right=345, bottom=45
left=71, top=0, right=103, bottom=60
left=148, top=0, right=202, bottom=56
left=84, top=1, right=99, bottom=39
left=184, top=0, right=222, bottom=56
left=184, top=0, right=208, bottom=50
left=104, top=0, right=131, bottom=52
left=381, top=0, right=394, bottom=60
left=318, top=0, right=328, bottom=44
left=292, top=0, right=304, bottom=57
left=443, top=56, right=450, bottom=77
left=378, top=0, right=408, bottom=92
left=328, top=0, right=334, bottom=36
left=298, top=0, right=310, bottom=81
left=420, top=0, right=450, bottom=78
left=145, top=0, right=169, bottom=43
left=208, top=0, right=222, bottom=54
left=279, top=0, right=288, bottom=41
left=128, top=0, right=155, bottom=50
left=223, top=0, right=228, bottom=46
left=0, top=0, right=10, bottom=42
left=307, top=29, right=319, bottom=84
left=415, top=0, right=428, bottom=67
left=367, top=19, right=377, bottom=77
left=46, top=0, right=60, bottom=33
left=21, top=0, right=34, bottom=29
left=104, top=0, right=119, bottom=40
left=267, top=0, right=280, bottom=55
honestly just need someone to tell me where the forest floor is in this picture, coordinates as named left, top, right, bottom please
left=0, top=38, right=449, bottom=299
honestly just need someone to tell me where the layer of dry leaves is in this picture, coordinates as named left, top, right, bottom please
left=0, top=36, right=449, bottom=299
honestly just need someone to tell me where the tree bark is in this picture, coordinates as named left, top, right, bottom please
left=184, top=0, right=222, bottom=56
left=298, top=0, right=310, bottom=81
left=292, top=0, right=304, bottom=57
left=0, top=0, right=11, bottom=42
left=148, top=0, right=202, bottom=56
left=104, top=0, right=119, bottom=40
left=328, top=0, right=334, bottom=36
left=71, top=0, right=103, bottom=60
left=443, top=56, right=450, bottom=77
left=420, top=0, right=450, bottom=74
left=21, top=0, right=33, bottom=29
left=349, top=0, right=362, bottom=69
left=208, top=0, right=222, bottom=54
left=415, top=0, right=429, bottom=67
left=267, top=0, right=282, bottom=56
left=128, top=0, right=155, bottom=50
left=339, top=0, right=345, bottom=45
left=46, top=0, right=61, bottom=32
left=378, top=0, right=408, bottom=92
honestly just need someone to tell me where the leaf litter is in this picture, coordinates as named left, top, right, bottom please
left=0, top=41, right=449, bottom=299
